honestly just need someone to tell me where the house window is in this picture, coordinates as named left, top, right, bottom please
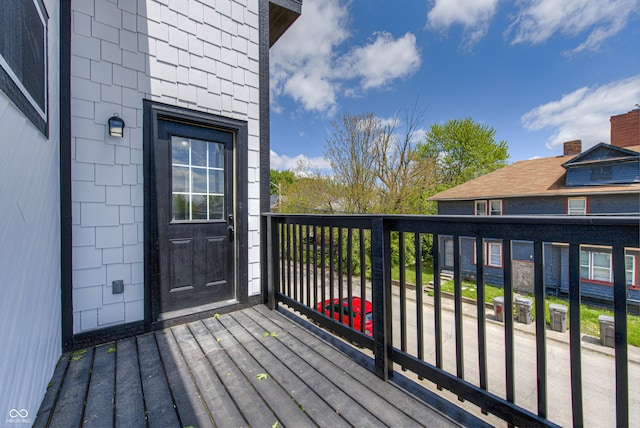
left=171, top=136, right=225, bottom=221
left=475, top=200, right=502, bottom=215
left=625, top=253, right=638, bottom=287
left=0, top=0, right=48, bottom=135
left=567, top=198, right=587, bottom=215
left=580, top=248, right=611, bottom=283
left=473, top=241, right=503, bottom=268
left=442, top=237, right=454, bottom=267
left=489, top=200, right=503, bottom=215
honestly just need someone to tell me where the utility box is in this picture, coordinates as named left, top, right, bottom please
left=548, top=303, right=568, bottom=333
left=493, top=296, right=504, bottom=322
left=515, top=297, right=533, bottom=324
left=598, top=315, right=615, bottom=347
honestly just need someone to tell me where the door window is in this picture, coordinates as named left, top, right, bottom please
left=171, top=136, right=225, bottom=221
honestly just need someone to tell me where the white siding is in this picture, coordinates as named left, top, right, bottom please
left=71, top=0, right=262, bottom=333
left=0, top=0, right=61, bottom=422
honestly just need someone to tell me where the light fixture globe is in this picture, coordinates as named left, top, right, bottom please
left=108, top=113, right=125, bottom=137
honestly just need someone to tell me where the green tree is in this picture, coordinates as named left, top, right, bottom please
left=416, top=117, right=509, bottom=192
left=270, top=169, right=295, bottom=195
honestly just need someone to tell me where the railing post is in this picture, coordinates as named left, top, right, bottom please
left=265, top=215, right=279, bottom=310
left=371, top=218, right=393, bottom=380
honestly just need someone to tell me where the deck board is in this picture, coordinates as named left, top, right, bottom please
left=154, top=328, right=213, bottom=428
left=114, top=337, right=146, bottom=427
left=35, top=305, right=467, bottom=428
left=137, top=333, right=181, bottom=427
left=227, top=310, right=380, bottom=426
left=83, top=343, right=115, bottom=427
left=189, top=319, right=279, bottom=428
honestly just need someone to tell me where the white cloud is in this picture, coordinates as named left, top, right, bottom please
left=426, top=0, right=500, bottom=48
left=521, top=75, right=640, bottom=150
left=340, top=32, right=421, bottom=91
left=270, top=150, right=331, bottom=172
left=507, top=0, right=640, bottom=53
left=270, top=0, right=421, bottom=114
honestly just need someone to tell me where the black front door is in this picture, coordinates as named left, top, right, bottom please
left=153, top=118, right=235, bottom=315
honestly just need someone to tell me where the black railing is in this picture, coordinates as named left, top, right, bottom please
left=262, top=214, right=639, bottom=427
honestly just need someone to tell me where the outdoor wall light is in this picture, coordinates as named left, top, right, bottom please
left=108, top=113, right=125, bottom=137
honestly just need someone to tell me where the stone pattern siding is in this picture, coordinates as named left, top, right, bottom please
left=71, top=0, right=260, bottom=333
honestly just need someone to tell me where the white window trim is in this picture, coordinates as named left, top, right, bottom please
left=580, top=248, right=612, bottom=283
left=568, top=197, right=587, bottom=215
left=473, top=241, right=503, bottom=268
left=489, top=199, right=503, bottom=215
left=475, top=200, right=487, bottom=216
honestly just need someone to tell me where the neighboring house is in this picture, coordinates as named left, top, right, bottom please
left=0, top=0, right=301, bottom=422
left=430, top=110, right=640, bottom=309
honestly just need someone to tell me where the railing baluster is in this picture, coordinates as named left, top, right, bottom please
left=504, top=239, right=515, bottom=405
left=433, top=234, right=443, bottom=390
left=286, top=222, right=291, bottom=298
left=534, top=240, right=547, bottom=419
left=360, top=228, right=367, bottom=335
left=320, top=227, right=326, bottom=312
left=476, top=236, right=488, bottom=414
left=313, top=226, right=318, bottom=309
left=415, top=233, right=424, bottom=378
left=329, top=227, right=335, bottom=318
left=293, top=223, right=298, bottom=302
left=306, top=224, right=311, bottom=308
left=347, top=228, right=353, bottom=329
left=569, top=243, right=584, bottom=427
left=338, top=227, right=344, bottom=320
left=612, top=245, right=629, bottom=427
left=453, top=235, right=464, bottom=386
left=399, top=232, right=407, bottom=359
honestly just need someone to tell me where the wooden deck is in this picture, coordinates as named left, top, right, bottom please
left=34, top=305, right=483, bottom=427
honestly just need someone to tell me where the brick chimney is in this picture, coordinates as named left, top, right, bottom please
left=610, top=109, right=640, bottom=148
left=563, top=140, right=582, bottom=155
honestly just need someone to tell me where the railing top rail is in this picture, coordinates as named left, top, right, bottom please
left=263, top=213, right=639, bottom=246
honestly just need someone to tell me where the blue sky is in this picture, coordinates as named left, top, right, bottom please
left=268, top=0, right=640, bottom=171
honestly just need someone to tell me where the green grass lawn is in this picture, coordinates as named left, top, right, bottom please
left=391, top=267, right=640, bottom=347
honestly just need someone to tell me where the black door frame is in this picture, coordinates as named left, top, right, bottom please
left=143, top=100, right=248, bottom=329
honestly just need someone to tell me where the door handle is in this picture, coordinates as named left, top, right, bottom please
left=227, top=214, right=234, bottom=242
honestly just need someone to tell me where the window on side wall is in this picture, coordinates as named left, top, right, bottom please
left=473, top=240, right=503, bottom=268
left=625, top=251, right=638, bottom=288
left=475, top=200, right=487, bottom=215
left=567, top=197, right=587, bottom=215
left=489, top=200, right=503, bottom=215
left=442, top=237, right=454, bottom=268
left=0, top=0, right=48, bottom=136
left=580, top=247, right=611, bottom=283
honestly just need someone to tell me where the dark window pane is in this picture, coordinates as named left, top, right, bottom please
left=209, top=142, right=224, bottom=168
left=209, top=169, right=224, bottom=194
left=209, top=195, right=224, bottom=220
left=192, top=195, right=207, bottom=219
left=191, top=139, right=207, bottom=166
left=172, top=166, right=189, bottom=192
left=192, top=168, right=207, bottom=193
left=172, top=194, right=189, bottom=221
left=172, top=138, right=190, bottom=164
